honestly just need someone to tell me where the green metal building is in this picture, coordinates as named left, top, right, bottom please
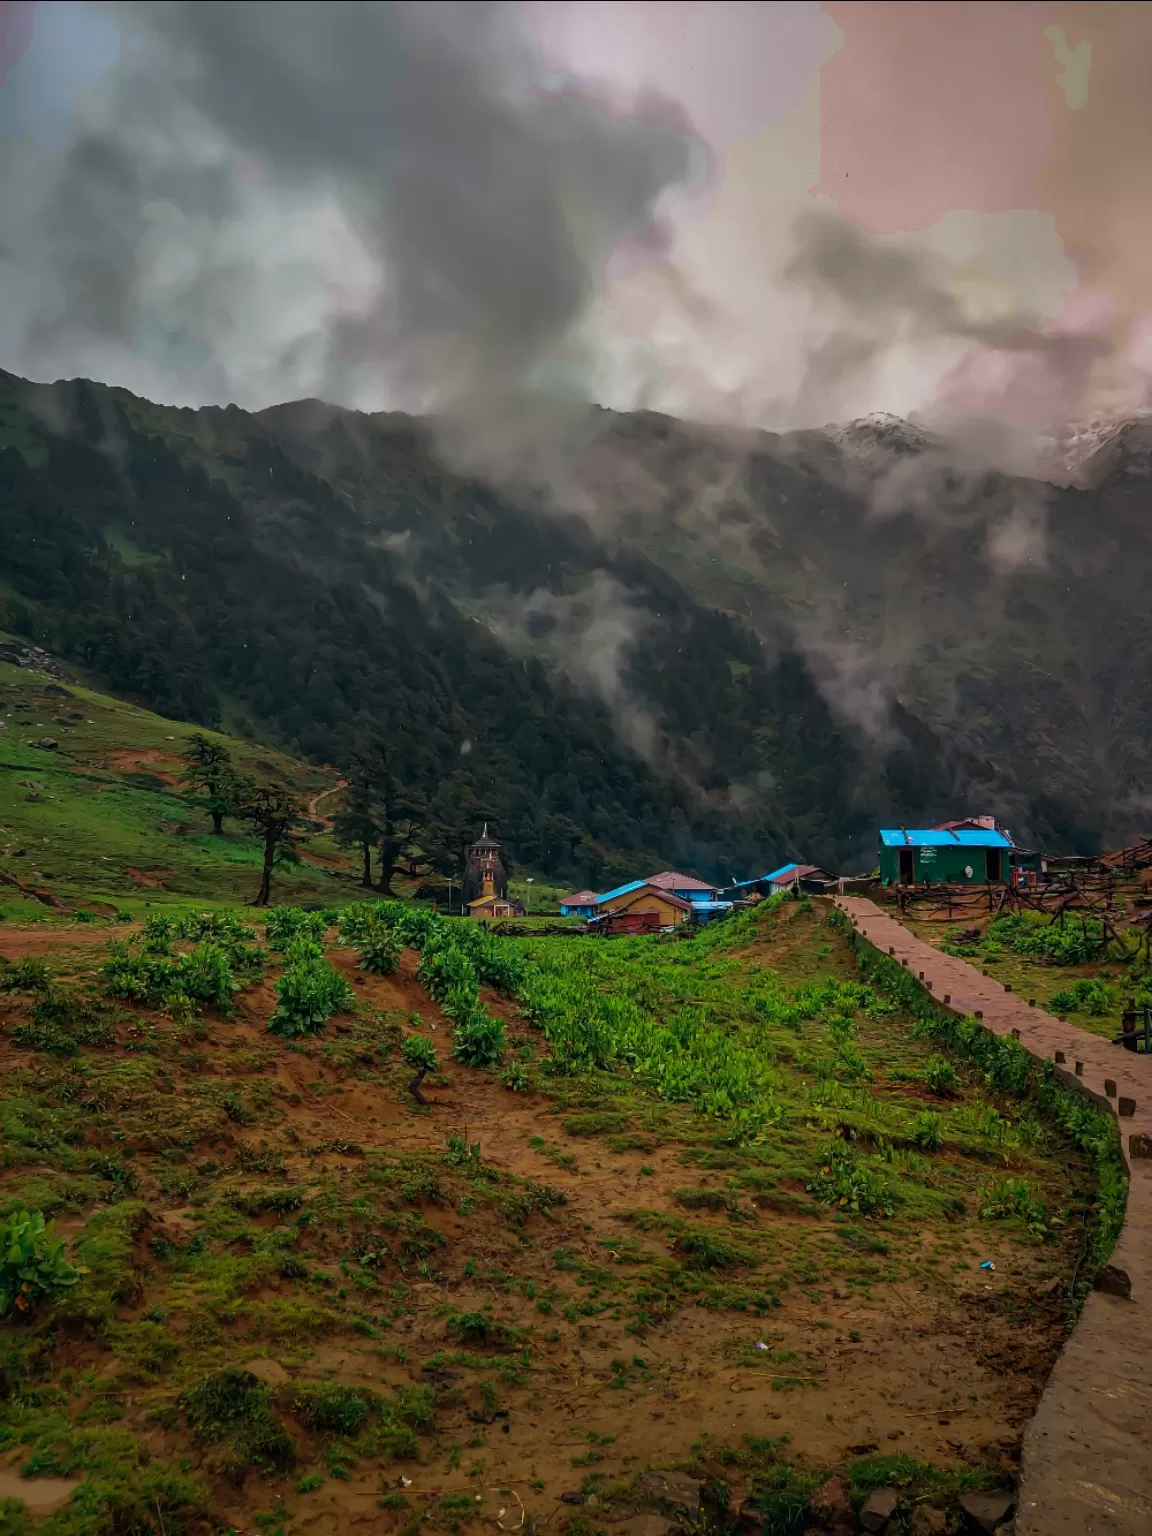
left=879, top=827, right=1015, bottom=886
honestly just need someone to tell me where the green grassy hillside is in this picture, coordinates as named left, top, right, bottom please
left=0, top=658, right=347, bottom=920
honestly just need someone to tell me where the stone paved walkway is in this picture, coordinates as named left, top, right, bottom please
left=836, top=898, right=1152, bottom=1535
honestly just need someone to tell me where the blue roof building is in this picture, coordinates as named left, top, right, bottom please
left=879, top=826, right=1015, bottom=886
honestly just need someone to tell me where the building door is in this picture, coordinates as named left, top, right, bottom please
left=898, top=849, right=915, bottom=884
left=985, top=849, right=1002, bottom=882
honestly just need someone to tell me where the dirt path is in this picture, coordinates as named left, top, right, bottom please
left=306, top=779, right=347, bottom=829
left=838, top=896, right=1152, bottom=1536
left=0, top=925, right=120, bottom=960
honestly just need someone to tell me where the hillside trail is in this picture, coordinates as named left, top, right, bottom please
left=838, top=896, right=1152, bottom=1536
left=306, top=778, right=347, bottom=829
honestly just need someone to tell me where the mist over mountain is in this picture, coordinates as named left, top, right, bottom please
left=3, top=364, right=1151, bottom=882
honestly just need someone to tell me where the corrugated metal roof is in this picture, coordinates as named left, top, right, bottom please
left=879, top=828, right=1014, bottom=848
left=617, top=887, right=694, bottom=913
left=647, top=870, right=716, bottom=892
left=597, top=878, right=649, bottom=904
left=560, top=890, right=600, bottom=905
left=730, top=864, right=795, bottom=888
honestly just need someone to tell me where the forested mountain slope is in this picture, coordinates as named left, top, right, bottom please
left=1, top=366, right=1150, bottom=880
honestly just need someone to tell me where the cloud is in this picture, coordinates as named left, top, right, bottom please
left=779, top=206, right=1111, bottom=431
left=480, top=571, right=663, bottom=762
left=1, top=1, right=702, bottom=423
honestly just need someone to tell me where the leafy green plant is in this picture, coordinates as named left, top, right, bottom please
left=451, top=1007, right=506, bottom=1068
left=445, top=1131, right=484, bottom=1171
left=807, top=1143, right=895, bottom=1217
left=1049, top=978, right=1117, bottom=1017
left=923, top=1055, right=958, bottom=1097
left=499, top=1059, right=531, bottom=1093
left=101, top=941, right=177, bottom=1003
left=908, top=1111, right=944, bottom=1152
left=174, top=942, right=242, bottom=1012
left=268, top=958, right=355, bottom=1037
left=12, top=987, right=116, bottom=1054
left=282, top=934, right=325, bottom=964
left=986, top=911, right=1106, bottom=966
left=0, top=957, right=52, bottom=993
left=0, top=1209, right=79, bottom=1318
left=356, top=929, right=402, bottom=976
left=265, top=906, right=328, bottom=952
left=403, top=1033, right=437, bottom=1104
left=979, top=1177, right=1056, bottom=1239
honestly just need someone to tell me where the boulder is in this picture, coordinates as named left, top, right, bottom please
left=634, top=1472, right=704, bottom=1523
left=859, top=1488, right=900, bottom=1532
left=1093, top=1264, right=1132, bottom=1299
left=806, top=1475, right=853, bottom=1532
left=958, top=1491, right=1015, bottom=1533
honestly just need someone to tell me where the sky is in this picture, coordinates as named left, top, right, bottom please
left=1, top=0, right=1151, bottom=434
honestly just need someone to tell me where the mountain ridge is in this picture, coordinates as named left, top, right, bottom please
left=2, top=365, right=1151, bottom=876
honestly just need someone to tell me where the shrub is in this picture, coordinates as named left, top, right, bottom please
left=282, top=934, right=325, bottom=964
left=287, top=1384, right=372, bottom=1436
left=265, top=906, right=328, bottom=952
left=172, top=911, right=257, bottom=945
left=979, top=1177, right=1055, bottom=1239
left=445, top=1310, right=523, bottom=1348
left=987, top=911, right=1105, bottom=966
left=807, top=1144, right=894, bottom=1217
left=499, top=1059, right=531, bottom=1093
left=450, top=1007, right=506, bottom=1068
left=101, top=942, right=176, bottom=1003
left=174, top=942, right=241, bottom=1012
left=403, top=1033, right=437, bottom=1104
left=675, top=1231, right=745, bottom=1270
left=12, top=987, right=116, bottom=1054
left=0, top=1209, right=79, bottom=1318
left=402, top=1034, right=437, bottom=1074
left=0, top=957, right=52, bottom=994
left=923, top=1055, right=958, bottom=1097
left=268, top=958, right=355, bottom=1037
left=908, top=1112, right=945, bottom=1152
left=1049, top=978, right=1117, bottom=1017
left=180, top=1367, right=296, bottom=1481
left=337, top=903, right=379, bottom=947
left=356, top=930, right=402, bottom=977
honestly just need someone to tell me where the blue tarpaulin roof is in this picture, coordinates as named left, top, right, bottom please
left=879, top=828, right=1014, bottom=848
left=732, top=863, right=796, bottom=888
left=596, top=878, right=649, bottom=904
